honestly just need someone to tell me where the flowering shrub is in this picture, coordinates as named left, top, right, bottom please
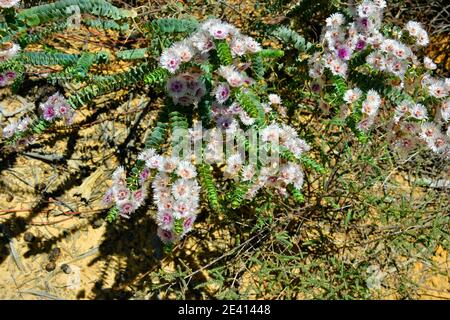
left=102, top=18, right=315, bottom=247
left=0, top=0, right=446, bottom=258
left=302, top=0, right=449, bottom=157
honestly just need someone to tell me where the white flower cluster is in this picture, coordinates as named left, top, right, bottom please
left=2, top=116, right=31, bottom=139
left=206, top=122, right=310, bottom=199
left=105, top=149, right=200, bottom=244
left=309, top=0, right=434, bottom=80
left=40, top=92, right=75, bottom=124
left=404, top=21, right=429, bottom=46
left=0, top=42, right=20, bottom=62
left=343, top=88, right=381, bottom=130
left=159, top=19, right=261, bottom=74
left=0, top=0, right=20, bottom=9
left=103, top=166, right=148, bottom=219
left=0, top=69, right=17, bottom=87
left=166, top=73, right=206, bottom=106
left=393, top=99, right=449, bottom=156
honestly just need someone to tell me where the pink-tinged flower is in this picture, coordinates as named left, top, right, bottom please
left=166, top=77, right=186, bottom=97
left=133, top=188, right=147, bottom=206
left=156, top=210, right=174, bottom=230
left=359, top=17, right=370, bottom=30
left=329, top=59, right=348, bottom=77
left=102, top=189, right=114, bottom=205
left=355, top=39, right=366, bottom=51
left=118, top=201, right=136, bottom=218
left=357, top=116, right=375, bottom=131
left=173, top=200, right=192, bottom=219
left=157, top=227, right=176, bottom=244
left=343, top=88, right=362, bottom=104
left=440, top=99, right=450, bottom=122
left=137, top=148, right=157, bottom=162
left=410, top=104, right=428, bottom=120
left=4, top=70, right=16, bottom=82
left=2, top=122, right=17, bottom=138
left=337, top=46, right=351, bottom=60
left=428, top=134, right=447, bottom=153
left=218, top=65, right=244, bottom=87
left=416, top=30, right=429, bottom=46
left=401, top=122, right=418, bottom=134
left=152, top=172, right=170, bottom=191
left=238, top=111, right=255, bottom=126
left=242, top=165, right=256, bottom=181
left=57, top=103, right=70, bottom=116
left=159, top=49, right=181, bottom=73
left=244, top=36, right=261, bottom=53
left=171, top=179, right=190, bottom=200
left=139, top=167, right=150, bottom=184
left=41, top=105, right=57, bottom=121
left=395, top=136, right=416, bottom=153
left=268, top=94, right=282, bottom=105
left=405, top=21, right=422, bottom=37
left=0, top=74, right=6, bottom=86
left=213, top=83, right=230, bottom=104
left=428, top=82, right=447, bottom=99
left=16, top=116, right=31, bottom=132
left=419, top=122, right=438, bottom=142
left=209, top=22, right=230, bottom=40
left=326, top=13, right=345, bottom=28
left=190, top=31, right=215, bottom=53
left=159, top=157, right=178, bottom=173
left=230, top=37, right=246, bottom=56
left=423, top=57, right=437, bottom=70
left=114, top=187, right=129, bottom=201
left=146, top=155, right=164, bottom=169
left=172, top=41, right=194, bottom=63
left=217, top=115, right=234, bottom=130
left=182, top=214, right=197, bottom=235
left=176, top=161, right=197, bottom=180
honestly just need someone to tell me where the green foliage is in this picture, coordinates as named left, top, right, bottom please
left=127, top=163, right=146, bottom=191
left=230, top=183, right=250, bottom=209
left=258, top=49, right=285, bottom=59
left=69, top=63, right=154, bottom=109
left=144, top=67, right=169, bottom=85
left=216, top=40, right=233, bottom=66
left=273, top=26, right=315, bottom=53
left=301, top=155, right=326, bottom=174
left=32, top=119, right=51, bottom=135
left=17, top=0, right=134, bottom=26
left=145, top=104, right=170, bottom=150
left=17, top=22, right=69, bottom=47
left=235, top=90, right=266, bottom=126
left=251, top=54, right=265, bottom=79
left=22, top=51, right=80, bottom=66
left=106, top=206, right=119, bottom=223
left=288, top=185, right=305, bottom=203
left=116, top=48, right=148, bottom=60
left=150, top=18, right=199, bottom=34
left=198, top=164, right=222, bottom=213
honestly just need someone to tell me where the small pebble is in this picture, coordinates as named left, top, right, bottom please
left=6, top=194, right=13, bottom=202
left=61, top=264, right=71, bottom=274
left=49, top=247, right=61, bottom=262
left=45, top=262, right=56, bottom=272
left=24, top=232, right=35, bottom=242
